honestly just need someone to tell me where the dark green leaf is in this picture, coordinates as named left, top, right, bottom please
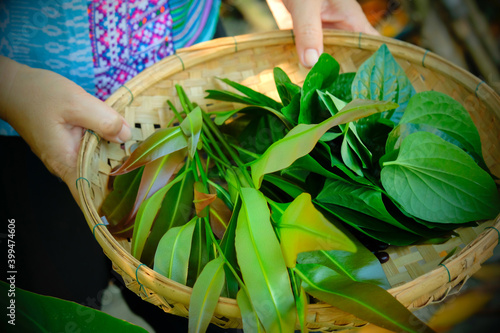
left=0, top=281, right=148, bottom=333
left=381, top=131, right=500, bottom=223
left=274, top=67, right=300, bottom=106
left=300, top=53, right=340, bottom=124
left=330, top=72, right=356, bottom=102
left=100, top=167, right=143, bottom=228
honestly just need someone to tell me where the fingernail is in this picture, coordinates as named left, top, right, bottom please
left=117, top=123, right=131, bottom=143
left=304, top=49, right=319, bottom=67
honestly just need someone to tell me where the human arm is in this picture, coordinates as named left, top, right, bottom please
left=266, top=0, right=379, bottom=67
left=0, top=56, right=131, bottom=201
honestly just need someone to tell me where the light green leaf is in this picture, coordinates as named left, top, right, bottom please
left=276, top=193, right=356, bottom=267
left=180, top=107, right=203, bottom=158
left=381, top=131, right=500, bottom=223
left=153, top=216, right=197, bottom=284
left=189, top=256, right=226, bottom=333
left=236, top=288, right=265, bottom=333
left=132, top=170, right=189, bottom=260
left=251, top=99, right=398, bottom=188
left=235, top=187, right=296, bottom=332
left=295, top=264, right=435, bottom=333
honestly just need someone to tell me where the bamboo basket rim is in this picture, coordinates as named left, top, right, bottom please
left=77, top=29, right=500, bottom=328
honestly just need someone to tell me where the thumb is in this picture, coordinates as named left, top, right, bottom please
left=285, top=0, right=324, bottom=67
left=65, top=91, right=132, bottom=143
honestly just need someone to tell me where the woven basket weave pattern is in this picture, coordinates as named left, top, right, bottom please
left=78, top=30, right=500, bottom=331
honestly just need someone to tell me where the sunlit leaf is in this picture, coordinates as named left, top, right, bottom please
left=251, top=99, right=398, bottom=188
left=235, top=187, right=296, bottom=332
left=295, top=264, right=435, bottom=333
left=188, top=256, right=226, bottom=333
left=180, top=107, right=203, bottom=158
left=276, top=193, right=356, bottom=267
left=154, top=216, right=197, bottom=284
left=236, top=288, right=265, bottom=333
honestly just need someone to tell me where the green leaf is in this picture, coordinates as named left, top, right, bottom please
left=315, top=202, right=423, bottom=246
left=141, top=169, right=195, bottom=266
left=153, top=216, right=197, bottom=284
left=236, top=288, right=265, bottom=333
left=212, top=106, right=292, bottom=129
left=235, top=187, right=296, bottom=332
left=251, top=99, right=399, bottom=188
left=276, top=193, right=356, bottom=267
left=381, top=131, right=500, bottom=223
left=330, top=72, right=356, bottom=102
left=300, top=53, right=340, bottom=124
left=295, top=264, right=435, bottom=333
left=281, top=92, right=301, bottom=124
left=316, top=178, right=423, bottom=234
left=0, top=281, right=148, bottom=333
left=219, top=197, right=241, bottom=299
left=187, top=218, right=210, bottom=287
left=111, top=126, right=188, bottom=175
left=180, top=106, right=203, bottom=158
left=351, top=43, right=416, bottom=126
left=131, top=170, right=189, bottom=260
left=207, top=77, right=282, bottom=111
left=188, top=256, right=226, bottom=333
left=100, top=167, right=143, bottom=228
left=274, top=67, right=300, bottom=106
left=386, top=91, right=488, bottom=169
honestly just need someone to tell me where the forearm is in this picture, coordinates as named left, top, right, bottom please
left=0, top=56, right=27, bottom=125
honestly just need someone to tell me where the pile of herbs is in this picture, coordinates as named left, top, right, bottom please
left=101, top=44, right=500, bottom=333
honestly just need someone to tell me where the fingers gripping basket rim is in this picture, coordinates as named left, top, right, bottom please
left=77, top=30, right=500, bottom=331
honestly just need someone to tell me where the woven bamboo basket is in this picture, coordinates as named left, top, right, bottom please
left=77, top=30, right=500, bottom=331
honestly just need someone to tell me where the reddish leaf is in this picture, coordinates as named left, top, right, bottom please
left=111, top=126, right=188, bottom=175
left=193, top=182, right=217, bottom=217
left=129, top=149, right=186, bottom=221
left=209, top=197, right=232, bottom=239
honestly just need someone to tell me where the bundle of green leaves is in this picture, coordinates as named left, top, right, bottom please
left=100, top=44, right=499, bottom=333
